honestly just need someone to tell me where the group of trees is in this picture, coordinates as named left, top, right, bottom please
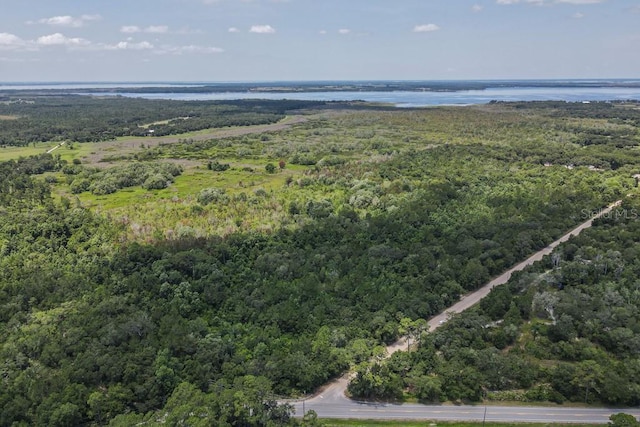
left=0, top=97, right=329, bottom=146
left=352, top=198, right=640, bottom=405
left=1, top=150, right=633, bottom=424
left=1, top=100, right=640, bottom=424
left=67, top=161, right=183, bottom=195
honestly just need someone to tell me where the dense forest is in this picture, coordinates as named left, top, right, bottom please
left=1, top=98, right=640, bottom=425
left=0, top=97, right=326, bottom=145
left=349, top=197, right=640, bottom=405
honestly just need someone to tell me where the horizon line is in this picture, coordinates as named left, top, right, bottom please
left=2, top=78, right=640, bottom=85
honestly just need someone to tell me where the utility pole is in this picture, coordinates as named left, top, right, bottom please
left=483, top=406, right=487, bottom=427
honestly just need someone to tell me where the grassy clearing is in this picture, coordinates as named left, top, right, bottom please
left=41, top=105, right=640, bottom=242
left=0, top=143, right=61, bottom=161
left=0, top=115, right=308, bottom=164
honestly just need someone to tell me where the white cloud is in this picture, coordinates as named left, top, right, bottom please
left=228, top=27, right=240, bottom=33
left=249, top=25, right=276, bottom=34
left=572, top=11, right=585, bottom=18
left=36, top=33, right=89, bottom=46
left=121, top=25, right=142, bottom=33
left=36, top=14, right=101, bottom=28
left=100, top=40, right=154, bottom=51
left=41, top=16, right=76, bottom=26
left=497, top=0, right=520, bottom=4
left=413, top=24, right=440, bottom=33
left=116, top=41, right=154, bottom=50
left=0, top=33, right=25, bottom=50
left=319, top=30, right=327, bottom=35
left=121, top=25, right=169, bottom=34
left=158, top=44, right=224, bottom=54
left=472, top=4, right=484, bottom=12
left=338, top=29, right=351, bottom=34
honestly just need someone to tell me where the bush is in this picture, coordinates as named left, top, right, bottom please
left=70, top=179, right=90, bottom=194
left=197, top=188, right=228, bottom=205
left=208, top=160, right=230, bottom=172
left=62, top=165, right=80, bottom=175
left=306, top=199, right=333, bottom=219
left=91, top=179, right=118, bottom=195
left=143, top=174, right=169, bottom=190
left=289, top=153, right=316, bottom=165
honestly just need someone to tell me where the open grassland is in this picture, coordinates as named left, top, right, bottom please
left=5, top=102, right=640, bottom=243
left=0, top=144, right=58, bottom=161
left=46, top=104, right=640, bottom=241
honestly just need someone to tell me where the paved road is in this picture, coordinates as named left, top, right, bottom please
left=294, top=400, right=640, bottom=423
left=292, top=200, right=632, bottom=423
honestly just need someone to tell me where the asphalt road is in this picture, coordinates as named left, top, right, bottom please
left=293, top=399, right=640, bottom=423
left=291, top=200, right=635, bottom=423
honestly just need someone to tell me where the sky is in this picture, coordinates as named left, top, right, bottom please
left=1, top=0, right=639, bottom=82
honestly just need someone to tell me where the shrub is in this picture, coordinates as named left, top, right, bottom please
left=142, top=174, right=169, bottom=190
left=70, top=179, right=90, bottom=194
left=197, top=188, right=228, bottom=205
left=91, top=179, right=118, bottom=195
left=208, top=160, right=230, bottom=171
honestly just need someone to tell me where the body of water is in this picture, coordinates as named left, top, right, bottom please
left=87, top=87, right=640, bottom=107
left=3, top=81, right=640, bottom=107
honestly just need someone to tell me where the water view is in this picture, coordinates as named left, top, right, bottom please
left=4, top=80, right=640, bottom=107
left=103, top=86, right=640, bottom=107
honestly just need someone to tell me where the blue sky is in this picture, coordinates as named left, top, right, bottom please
left=1, top=0, right=639, bottom=82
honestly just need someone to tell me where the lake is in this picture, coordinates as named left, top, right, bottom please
left=85, top=87, right=640, bottom=107
left=3, top=82, right=640, bottom=107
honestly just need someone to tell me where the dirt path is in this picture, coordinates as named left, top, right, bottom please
left=302, top=199, right=622, bottom=404
left=46, top=141, right=66, bottom=153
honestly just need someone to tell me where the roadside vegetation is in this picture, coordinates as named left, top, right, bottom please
left=1, top=97, right=640, bottom=425
left=353, top=196, right=640, bottom=405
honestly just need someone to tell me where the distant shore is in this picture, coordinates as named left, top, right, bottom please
left=2, top=79, right=640, bottom=95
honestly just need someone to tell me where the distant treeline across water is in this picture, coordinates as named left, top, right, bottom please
left=2, top=80, right=640, bottom=106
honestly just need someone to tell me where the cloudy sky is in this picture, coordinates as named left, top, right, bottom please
left=1, top=0, right=639, bottom=82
